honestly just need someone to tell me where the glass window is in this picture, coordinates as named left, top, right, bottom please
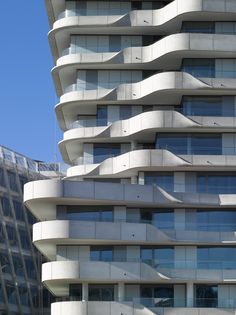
left=90, top=246, right=113, bottom=261
left=19, top=228, right=30, bottom=250
left=181, top=96, right=235, bottom=117
left=30, top=285, right=40, bottom=308
left=89, top=284, right=115, bottom=301
left=66, top=206, right=113, bottom=222
left=0, top=249, right=12, bottom=274
left=140, top=285, right=175, bottom=307
left=182, top=22, right=215, bottom=33
left=5, top=281, right=17, bottom=305
left=141, top=246, right=174, bottom=268
left=69, top=284, right=82, bottom=300
left=191, top=209, right=236, bottom=231
left=1, top=197, right=12, bottom=218
left=144, top=172, right=174, bottom=191
left=0, top=168, right=5, bottom=187
left=197, top=246, right=236, bottom=269
left=191, top=134, right=222, bottom=155
left=19, top=175, right=28, bottom=193
left=18, top=285, right=29, bottom=306
left=25, top=258, right=37, bottom=280
left=156, top=134, right=188, bottom=154
left=6, top=225, right=18, bottom=247
left=13, top=200, right=25, bottom=222
left=7, top=171, right=18, bottom=192
left=120, top=106, right=132, bottom=120
left=140, top=209, right=174, bottom=229
left=12, top=254, right=25, bottom=278
left=195, top=284, right=218, bottom=307
left=197, top=173, right=236, bottom=194
left=97, top=106, right=108, bottom=126
left=182, top=59, right=215, bottom=77
left=93, top=143, right=121, bottom=163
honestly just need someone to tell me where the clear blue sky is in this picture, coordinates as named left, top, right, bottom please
left=0, top=1, right=62, bottom=162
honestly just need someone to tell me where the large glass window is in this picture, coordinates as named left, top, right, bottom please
left=93, top=143, right=121, bottom=163
left=0, top=167, right=5, bottom=187
left=1, top=197, right=12, bottom=218
left=182, top=59, right=215, bottom=77
left=182, top=21, right=215, bottom=33
left=0, top=249, right=12, bottom=274
left=12, top=254, right=25, bottom=278
left=88, top=284, right=115, bottom=301
left=18, top=285, right=29, bottom=306
left=5, top=281, right=18, bottom=305
left=191, top=134, right=222, bottom=155
left=90, top=246, right=113, bottom=261
left=13, top=200, right=25, bottom=222
left=25, top=258, right=37, bottom=280
left=195, top=284, right=218, bottom=308
left=6, top=225, right=18, bottom=247
left=19, top=228, right=30, bottom=250
left=197, top=246, right=236, bottom=269
left=197, top=173, right=236, bottom=194
left=182, top=96, right=235, bottom=117
left=140, top=285, right=176, bottom=307
left=7, top=171, right=18, bottom=192
left=140, top=246, right=174, bottom=268
left=140, top=209, right=174, bottom=229
left=97, top=106, right=108, bottom=126
left=144, top=172, right=174, bottom=191
left=65, top=206, right=113, bottom=222
left=194, top=209, right=236, bottom=231
left=69, top=284, right=82, bottom=300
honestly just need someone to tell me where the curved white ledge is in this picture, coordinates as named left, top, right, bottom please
left=65, top=150, right=236, bottom=178
left=48, top=0, right=236, bottom=60
left=33, top=220, right=236, bottom=259
left=56, top=72, right=236, bottom=130
left=43, top=261, right=236, bottom=295
left=53, top=33, right=236, bottom=95
left=51, top=301, right=236, bottom=315
left=24, top=180, right=236, bottom=220
left=51, top=301, right=158, bottom=315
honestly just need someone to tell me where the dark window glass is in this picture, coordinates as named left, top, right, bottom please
left=197, top=173, right=236, bottom=194
left=144, top=172, right=174, bottom=191
left=19, top=175, right=28, bottom=193
left=97, top=106, right=108, bottom=126
left=0, top=168, right=5, bottom=187
left=69, top=284, right=82, bottom=300
left=89, top=284, right=115, bottom=301
left=140, top=209, right=174, bottom=229
left=140, top=285, right=175, bottom=307
left=7, top=171, right=18, bottom=192
left=19, top=229, right=30, bottom=250
left=18, top=285, right=29, bottom=306
left=6, top=225, right=18, bottom=247
left=191, top=134, right=222, bottom=155
left=26, top=208, right=37, bottom=225
left=197, top=246, right=236, bottom=269
left=1, top=197, right=12, bottom=218
left=90, top=246, right=113, bottom=262
left=156, top=134, right=188, bottom=154
left=141, top=246, right=174, bottom=268
left=93, top=143, right=121, bottom=163
left=181, top=96, right=232, bottom=116
left=195, top=284, right=218, bottom=307
left=25, top=258, right=37, bottom=280
left=12, top=254, right=25, bottom=278
left=182, top=22, right=215, bottom=33
left=0, top=249, right=12, bottom=274
left=120, top=106, right=132, bottom=120
left=195, top=209, right=236, bottom=231
left=66, top=206, right=113, bottom=222
left=182, top=59, right=215, bottom=77
left=5, top=281, right=17, bottom=305
left=31, top=285, right=40, bottom=308
left=13, top=200, right=25, bottom=222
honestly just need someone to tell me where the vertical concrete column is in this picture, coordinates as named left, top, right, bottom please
left=138, top=172, right=144, bottom=185
left=82, top=283, right=88, bottom=301
left=118, top=283, right=125, bottom=302
left=187, top=282, right=194, bottom=307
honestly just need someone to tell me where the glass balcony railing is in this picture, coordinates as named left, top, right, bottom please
left=69, top=118, right=109, bottom=129
left=54, top=297, right=236, bottom=308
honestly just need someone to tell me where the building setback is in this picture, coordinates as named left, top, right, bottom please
left=25, top=0, right=236, bottom=314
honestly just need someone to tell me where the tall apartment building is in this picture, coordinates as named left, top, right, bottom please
left=0, top=145, right=57, bottom=314
left=24, top=0, right=236, bottom=314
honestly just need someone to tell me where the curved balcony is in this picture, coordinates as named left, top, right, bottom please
left=42, top=260, right=236, bottom=295
left=25, top=179, right=236, bottom=223
left=51, top=300, right=236, bottom=315
left=48, top=0, right=236, bottom=60
left=33, top=220, right=236, bottom=259
left=53, top=33, right=236, bottom=95
left=55, top=72, right=236, bottom=130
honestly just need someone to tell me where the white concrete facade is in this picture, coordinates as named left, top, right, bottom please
left=24, top=0, right=236, bottom=314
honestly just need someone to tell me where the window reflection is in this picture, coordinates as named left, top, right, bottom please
left=144, top=172, right=174, bottom=191
left=88, top=284, right=115, bottom=301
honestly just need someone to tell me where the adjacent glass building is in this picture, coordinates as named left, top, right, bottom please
left=24, top=0, right=236, bottom=314
left=0, top=145, right=60, bottom=314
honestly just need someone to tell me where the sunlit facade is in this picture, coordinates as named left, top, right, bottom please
left=24, top=0, right=236, bottom=314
